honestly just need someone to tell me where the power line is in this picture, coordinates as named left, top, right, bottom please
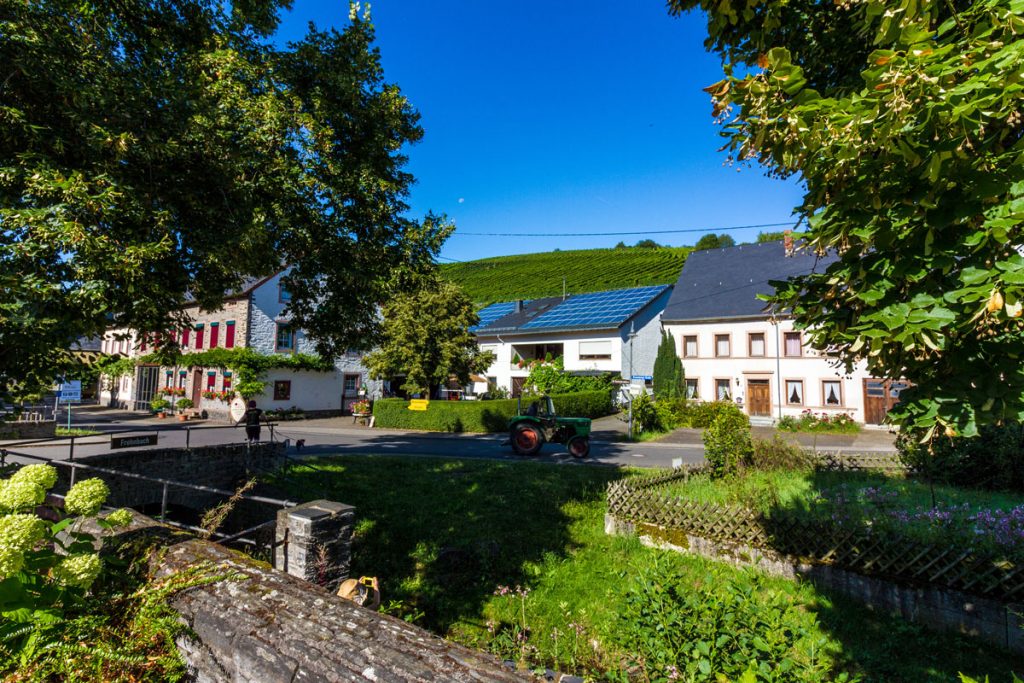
left=449, top=220, right=797, bottom=238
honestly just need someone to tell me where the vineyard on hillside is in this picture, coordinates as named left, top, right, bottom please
left=441, top=247, right=690, bottom=304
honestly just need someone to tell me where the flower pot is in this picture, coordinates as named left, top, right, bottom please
left=157, top=412, right=166, bottom=419
left=177, top=414, right=188, bottom=422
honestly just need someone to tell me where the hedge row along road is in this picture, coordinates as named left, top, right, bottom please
left=441, top=246, right=691, bottom=305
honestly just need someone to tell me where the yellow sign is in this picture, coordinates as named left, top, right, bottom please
left=408, top=399, right=430, bottom=411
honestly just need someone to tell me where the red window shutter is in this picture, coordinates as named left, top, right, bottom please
left=207, top=373, right=216, bottom=389
left=140, top=334, right=147, bottom=351
left=182, top=329, right=190, bottom=347
left=195, top=326, right=204, bottom=349
left=209, top=323, right=219, bottom=348
left=225, top=322, right=235, bottom=348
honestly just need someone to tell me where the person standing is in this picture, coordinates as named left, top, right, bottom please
left=238, top=400, right=263, bottom=442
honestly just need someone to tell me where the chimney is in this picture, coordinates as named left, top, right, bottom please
left=783, top=230, right=794, bottom=257
left=515, top=300, right=524, bottom=313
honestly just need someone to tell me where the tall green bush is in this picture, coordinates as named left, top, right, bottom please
left=652, top=331, right=684, bottom=399
left=703, top=403, right=753, bottom=478
left=897, top=423, right=1024, bottom=492
left=521, top=357, right=613, bottom=396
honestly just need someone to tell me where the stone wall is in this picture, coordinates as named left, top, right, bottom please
left=150, top=536, right=533, bottom=683
left=0, top=420, right=56, bottom=440
left=606, top=513, right=1024, bottom=655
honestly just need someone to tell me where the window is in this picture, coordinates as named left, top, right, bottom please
left=275, top=323, right=294, bottom=352
left=194, top=324, right=204, bottom=350
left=181, top=328, right=190, bottom=348
left=579, top=340, right=612, bottom=360
left=344, top=375, right=360, bottom=392
left=209, top=322, right=219, bottom=348
left=178, top=370, right=187, bottom=388
left=685, top=378, right=699, bottom=399
left=822, top=380, right=843, bottom=406
left=206, top=372, right=216, bottom=389
left=784, top=331, right=802, bottom=357
left=715, top=334, right=731, bottom=357
left=165, top=371, right=173, bottom=388
left=683, top=335, right=698, bottom=358
left=279, top=282, right=292, bottom=303
left=786, top=380, right=804, bottom=405
left=139, top=334, right=147, bottom=352
left=715, top=379, right=731, bottom=401
left=223, top=372, right=232, bottom=392
left=225, top=321, right=236, bottom=348
left=273, top=380, right=291, bottom=401
left=748, top=332, right=765, bottom=357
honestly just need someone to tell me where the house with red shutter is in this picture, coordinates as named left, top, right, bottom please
left=99, top=270, right=377, bottom=418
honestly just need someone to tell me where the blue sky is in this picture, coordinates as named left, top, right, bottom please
left=273, top=1, right=804, bottom=262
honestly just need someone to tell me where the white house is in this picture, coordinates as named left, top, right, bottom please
left=473, top=285, right=673, bottom=397
left=661, top=239, right=906, bottom=425
left=99, top=270, right=379, bottom=418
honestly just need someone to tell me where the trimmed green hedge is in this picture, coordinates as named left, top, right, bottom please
left=372, top=390, right=614, bottom=433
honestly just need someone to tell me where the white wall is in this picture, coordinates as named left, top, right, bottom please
left=663, top=317, right=875, bottom=423
left=478, top=331, right=625, bottom=394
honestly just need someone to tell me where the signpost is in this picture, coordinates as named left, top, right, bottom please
left=111, top=433, right=159, bottom=450
left=56, top=380, right=81, bottom=430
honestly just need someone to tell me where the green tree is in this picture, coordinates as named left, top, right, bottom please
left=694, top=233, right=735, bottom=250
left=757, top=231, right=789, bottom=243
left=634, top=239, right=662, bottom=249
left=672, top=0, right=1024, bottom=438
left=0, top=1, right=446, bottom=402
left=652, top=331, right=685, bottom=399
left=363, top=279, right=495, bottom=396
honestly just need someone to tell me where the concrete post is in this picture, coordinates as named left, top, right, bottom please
left=274, top=499, right=354, bottom=591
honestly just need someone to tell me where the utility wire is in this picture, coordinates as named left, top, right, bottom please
left=449, top=220, right=797, bottom=238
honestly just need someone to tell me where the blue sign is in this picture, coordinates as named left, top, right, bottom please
left=631, top=375, right=653, bottom=381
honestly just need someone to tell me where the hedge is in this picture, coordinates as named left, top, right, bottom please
left=372, top=390, right=615, bottom=433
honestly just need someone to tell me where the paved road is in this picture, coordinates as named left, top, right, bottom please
left=2, top=406, right=894, bottom=471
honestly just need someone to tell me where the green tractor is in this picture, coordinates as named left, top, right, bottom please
left=507, top=395, right=591, bottom=458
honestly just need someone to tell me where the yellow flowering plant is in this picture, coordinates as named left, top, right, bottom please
left=0, top=464, right=132, bottom=662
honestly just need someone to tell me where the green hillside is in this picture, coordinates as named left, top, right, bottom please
left=440, top=246, right=690, bottom=304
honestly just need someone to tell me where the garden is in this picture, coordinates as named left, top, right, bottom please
left=268, top=452, right=1021, bottom=682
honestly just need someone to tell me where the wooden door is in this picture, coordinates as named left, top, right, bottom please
left=747, top=380, right=771, bottom=417
left=863, top=379, right=908, bottom=424
left=191, top=370, right=203, bottom=407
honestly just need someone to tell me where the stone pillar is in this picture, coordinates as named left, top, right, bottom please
left=274, top=499, right=354, bottom=591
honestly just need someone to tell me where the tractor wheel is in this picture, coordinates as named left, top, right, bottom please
left=511, top=424, right=543, bottom=456
left=567, top=436, right=590, bottom=459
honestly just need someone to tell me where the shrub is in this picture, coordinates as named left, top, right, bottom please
left=777, top=409, right=859, bottom=434
left=750, top=435, right=815, bottom=471
left=372, top=390, right=613, bottom=433
left=613, top=562, right=841, bottom=682
left=679, top=400, right=739, bottom=429
left=703, top=403, right=752, bottom=478
left=632, top=392, right=660, bottom=432
left=176, top=398, right=193, bottom=410
left=655, top=396, right=688, bottom=432
left=897, top=423, right=1024, bottom=491
left=150, top=398, right=169, bottom=412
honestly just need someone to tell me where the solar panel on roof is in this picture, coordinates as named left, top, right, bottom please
left=471, top=301, right=520, bottom=331
left=521, top=285, right=666, bottom=330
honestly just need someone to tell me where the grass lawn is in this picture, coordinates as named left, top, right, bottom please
left=660, top=469, right=1024, bottom=552
left=267, top=456, right=1020, bottom=681
left=55, top=427, right=102, bottom=437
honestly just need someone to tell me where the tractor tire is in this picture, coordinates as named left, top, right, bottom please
left=567, top=436, right=590, bottom=459
left=511, top=423, right=543, bottom=456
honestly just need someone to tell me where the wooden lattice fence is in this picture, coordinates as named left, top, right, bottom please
left=607, top=468, right=1023, bottom=602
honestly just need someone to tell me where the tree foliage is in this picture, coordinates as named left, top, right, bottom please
left=672, top=0, right=1024, bottom=438
left=694, top=233, right=736, bottom=250
left=0, top=1, right=446, bottom=402
left=363, top=278, right=495, bottom=396
left=521, top=356, right=613, bottom=396
left=652, top=331, right=685, bottom=399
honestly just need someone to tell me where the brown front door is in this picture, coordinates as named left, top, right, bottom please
left=511, top=377, right=526, bottom=398
left=191, top=370, right=203, bottom=407
left=747, top=380, right=771, bottom=417
left=863, top=379, right=908, bottom=424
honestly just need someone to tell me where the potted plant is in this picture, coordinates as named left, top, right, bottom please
left=201, top=390, right=218, bottom=401
left=351, top=399, right=371, bottom=416
left=176, top=398, right=194, bottom=420
left=150, top=398, right=169, bottom=418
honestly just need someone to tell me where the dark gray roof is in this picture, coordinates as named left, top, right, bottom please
left=662, top=240, right=837, bottom=322
left=184, top=272, right=278, bottom=304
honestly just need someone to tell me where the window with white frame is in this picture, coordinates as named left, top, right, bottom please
left=579, top=340, right=612, bottom=360
left=685, top=378, right=699, bottom=399
left=683, top=335, right=698, bottom=358
left=715, top=334, right=731, bottom=357
left=748, top=332, right=766, bottom=357
left=822, top=380, right=843, bottom=406
left=786, top=380, right=804, bottom=405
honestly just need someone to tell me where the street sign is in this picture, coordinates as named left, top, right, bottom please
left=57, top=380, right=81, bottom=402
left=631, top=375, right=653, bottom=381
left=111, top=433, right=159, bottom=450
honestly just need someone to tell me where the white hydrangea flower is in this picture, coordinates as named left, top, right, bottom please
left=0, top=545, right=24, bottom=579
left=63, top=478, right=109, bottom=517
left=0, top=514, right=47, bottom=552
left=0, top=479, right=45, bottom=512
left=52, top=553, right=102, bottom=589
left=104, top=508, right=133, bottom=528
left=10, top=464, right=58, bottom=491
